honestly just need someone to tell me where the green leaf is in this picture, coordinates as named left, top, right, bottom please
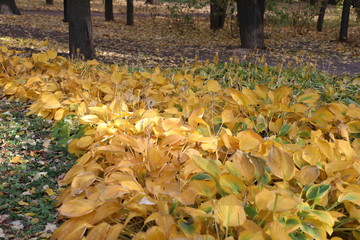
left=279, top=124, right=291, bottom=136
left=244, top=206, right=257, bottom=219
left=190, top=173, right=212, bottom=181
left=306, top=184, right=330, bottom=201
left=179, top=218, right=196, bottom=236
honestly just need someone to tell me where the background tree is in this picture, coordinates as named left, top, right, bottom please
left=68, top=0, right=96, bottom=59
left=236, top=0, right=265, bottom=49
left=0, top=0, right=20, bottom=15
left=316, top=0, right=327, bottom=31
left=46, top=0, right=54, bottom=5
left=63, top=0, right=68, bottom=22
left=210, top=0, right=227, bottom=30
left=127, top=0, right=134, bottom=25
left=105, top=0, right=114, bottom=21
left=339, top=0, right=351, bottom=41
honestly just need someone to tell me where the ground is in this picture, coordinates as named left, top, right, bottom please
left=0, top=0, right=359, bottom=74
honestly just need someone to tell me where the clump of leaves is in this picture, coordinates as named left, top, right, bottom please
left=1, top=46, right=360, bottom=240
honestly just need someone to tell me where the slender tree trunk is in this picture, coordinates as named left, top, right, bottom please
left=46, top=0, right=54, bottom=5
left=68, top=0, right=96, bottom=59
left=210, top=0, right=227, bottom=30
left=0, top=0, right=21, bottom=15
left=63, top=0, right=68, bottom=22
left=127, top=0, right=134, bottom=25
left=236, top=0, right=265, bottom=49
left=105, top=0, right=114, bottom=21
left=316, top=0, right=327, bottom=31
left=339, top=0, right=351, bottom=42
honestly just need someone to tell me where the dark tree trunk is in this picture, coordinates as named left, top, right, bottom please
left=316, top=0, right=327, bottom=31
left=236, top=0, right=265, bottom=49
left=210, top=0, right=227, bottom=30
left=68, top=0, right=96, bottom=60
left=310, top=0, right=317, bottom=5
left=339, top=0, right=351, bottom=42
left=46, top=0, right=54, bottom=5
left=145, top=0, right=160, bottom=5
left=105, top=0, right=114, bottom=21
left=127, top=0, right=134, bottom=25
left=0, top=0, right=21, bottom=15
left=63, top=0, right=68, bottom=22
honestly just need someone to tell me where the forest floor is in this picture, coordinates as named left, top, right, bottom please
left=0, top=0, right=359, bottom=75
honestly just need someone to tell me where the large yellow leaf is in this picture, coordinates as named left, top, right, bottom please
left=297, top=89, right=320, bottom=104
left=106, top=172, right=144, bottom=192
left=91, top=201, right=122, bottom=224
left=111, top=71, right=122, bottom=84
left=346, top=121, right=360, bottom=133
left=192, top=155, right=220, bottom=177
left=146, top=226, right=167, bottom=240
left=302, top=145, right=321, bottom=165
left=99, top=185, right=129, bottom=202
left=87, top=222, right=110, bottom=240
left=105, top=224, right=124, bottom=240
left=207, top=80, right=221, bottom=92
left=299, top=165, right=320, bottom=186
left=51, top=217, right=90, bottom=240
left=58, top=198, right=96, bottom=217
left=237, top=130, right=263, bottom=151
left=71, top=171, right=97, bottom=196
left=267, top=146, right=295, bottom=181
left=76, top=136, right=94, bottom=149
left=41, top=93, right=61, bottom=109
left=60, top=164, right=85, bottom=185
left=215, top=194, right=246, bottom=227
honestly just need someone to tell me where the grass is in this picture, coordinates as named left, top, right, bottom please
left=0, top=101, right=77, bottom=239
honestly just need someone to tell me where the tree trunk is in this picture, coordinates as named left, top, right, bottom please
left=310, top=0, right=317, bottom=5
left=0, top=0, right=21, bottom=15
left=236, top=0, right=265, bottom=49
left=46, top=0, right=54, bottom=5
left=339, top=0, right=351, bottom=42
left=210, top=0, right=227, bottom=30
left=105, top=0, right=114, bottom=21
left=63, top=0, right=68, bottom=22
left=68, top=0, right=96, bottom=60
left=145, top=0, right=160, bottom=5
left=127, top=0, right=134, bottom=25
left=316, top=0, right=327, bottom=31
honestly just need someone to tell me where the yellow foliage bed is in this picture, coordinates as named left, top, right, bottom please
left=1, top=47, right=360, bottom=240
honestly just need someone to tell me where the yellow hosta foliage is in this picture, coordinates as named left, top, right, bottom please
left=1, top=47, right=360, bottom=240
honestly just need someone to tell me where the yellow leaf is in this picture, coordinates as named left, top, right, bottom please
left=18, top=201, right=29, bottom=206
left=302, top=145, right=321, bottom=165
left=111, top=71, right=122, bottom=84
left=47, top=49, right=57, bottom=59
left=60, top=164, right=85, bottom=185
left=91, top=201, right=122, bottom=224
left=54, top=108, right=66, bottom=121
left=299, top=165, right=320, bottom=186
left=99, top=185, right=129, bottom=202
left=267, top=146, right=295, bottom=181
left=268, top=221, right=292, bottom=240
left=86, top=59, right=99, bottom=66
left=192, top=155, right=220, bottom=177
left=237, top=130, right=263, bottom=151
left=207, top=80, right=221, bottom=92
left=10, top=155, right=24, bottom=164
left=219, top=175, right=246, bottom=194
left=58, top=198, right=96, bottom=217
left=215, top=194, right=246, bottom=227
left=346, top=121, right=360, bottom=133
left=45, top=188, right=55, bottom=196
left=105, top=224, right=124, bottom=240
left=99, top=83, right=114, bottom=94
left=41, top=93, right=61, bottom=109
left=106, top=172, right=144, bottom=192
left=297, top=89, right=320, bottom=104
left=29, top=218, right=39, bottom=224
left=71, top=171, right=97, bottom=196
left=52, top=218, right=90, bottom=240
left=87, top=222, right=110, bottom=240
left=315, top=137, right=334, bottom=160
left=146, top=226, right=167, bottom=240
left=79, top=115, right=100, bottom=124
left=221, top=109, right=235, bottom=123
left=76, top=136, right=94, bottom=149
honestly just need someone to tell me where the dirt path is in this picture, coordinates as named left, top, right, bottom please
left=1, top=9, right=359, bottom=75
